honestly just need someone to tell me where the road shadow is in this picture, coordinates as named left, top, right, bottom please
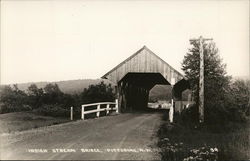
left=122, top=107, right=169, bottom=114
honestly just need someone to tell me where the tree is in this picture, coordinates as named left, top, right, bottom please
left=42, top=83, right=63, bottom=105
left=0, top=85, right=30, bottom=113
left=80, top=81, right=115, bottom=104
left=226, top=79, right=250, bottom=121
left=44, top=83, right=62, bottom=94
left=27, top=84, right=44, bottom=108
left=182, top=41, right=231, bottom=124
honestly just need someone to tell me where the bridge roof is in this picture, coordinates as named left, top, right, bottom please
left=101, top=46, right=185, bottom=85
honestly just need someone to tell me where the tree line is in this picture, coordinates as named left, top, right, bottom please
left=0, top=81, right=115, bottom=118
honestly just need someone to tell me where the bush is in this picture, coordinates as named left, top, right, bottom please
left=225, top=79, right=250, bottom=122
left=0, top=104, right=32, bottom=114
left=34, top=104, right=69, bottom=118
left=80, top=81, right=115, bottom=104
left=178, top=79, right=250, bottom=131
left=0, top=81, right=116, bottom=118
left=0, top=85, right=30, bottom=114
left=42, top=83, right=64, bottom=105
left=178, top=104, right=249, bottom=133
left=177, top=104, right=199, bottom=127
left=27, top=84, right=44, bottom=109
left=158, top=112, right=250, bottom=161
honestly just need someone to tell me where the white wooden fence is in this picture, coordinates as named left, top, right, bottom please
left=81, top=99, right=118, bottom=120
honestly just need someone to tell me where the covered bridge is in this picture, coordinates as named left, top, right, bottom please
left=102, top=46, right=190, bottom=113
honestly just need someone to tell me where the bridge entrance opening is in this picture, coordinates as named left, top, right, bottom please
left=101, top=46, right=191, bottom=114
left=117, top=72, right=170, bottom=112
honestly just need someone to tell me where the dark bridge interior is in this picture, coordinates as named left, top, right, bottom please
left=117, top=72, right=188, bottom=112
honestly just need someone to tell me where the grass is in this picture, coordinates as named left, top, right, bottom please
left=157, top=113, right=250, bottom=161
left=0, top=111, right=70, bottom=134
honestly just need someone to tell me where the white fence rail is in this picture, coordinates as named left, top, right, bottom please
left=81, top=99, right=118, bottom=120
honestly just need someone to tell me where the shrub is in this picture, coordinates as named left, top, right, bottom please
left=178, top=80, right=250, bottom=131
left=158, top=112, right=250, bottom=161
left=42, top=83, right=64, bottom=105
left=0, top=81, right=116, bottom=118
left=80, top=81, right=115, bottom=104
left=27, top=84, right=44, bottom=109
left=34, top=104, right=69, bottom=117
left=177, top=104, right=199, bottom=127
left=0, top=85, right=30, bottom=114
left=225, top=79, right=250, bottom=122
left=0, top=104, right=32, bottom=113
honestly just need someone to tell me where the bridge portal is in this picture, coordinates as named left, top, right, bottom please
left=102, top=46, right=190, bottom=113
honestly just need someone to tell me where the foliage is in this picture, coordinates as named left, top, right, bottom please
left=225, top=79, right=250, bottom=121
left=177, top=104, right=199, bottom=127
left=181, top=40, right=243, bottom=124
left=34, top=104, right=69, bottom=117
left=158, top=112, right=250, bottom=161
left=0, top=85, right=31, bottom=113
left=159, top=136, right=219, bottom=161
left=26, top=83, right=76, bottom=110
left=182, top=41, right=230, bottom=98
left=0, top=81, right=116, bottom=118
left=27, top=84, right=44, bottom=108
left=80, top=81, right=115, bottom=104
left=184, top=147, right=219, bottom=161
left=42, top=83, right=64, bottom=105
left=15, top=79, right=112, bottom=94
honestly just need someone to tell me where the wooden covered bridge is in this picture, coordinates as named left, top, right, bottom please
left=102, top=46, right=190, bottom=113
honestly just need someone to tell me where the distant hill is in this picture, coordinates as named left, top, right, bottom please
left=149, top=85, right=190, bottom=102
left=7, top=79, right=115, bottom=94
left=149, top=85, right=172, bottom=101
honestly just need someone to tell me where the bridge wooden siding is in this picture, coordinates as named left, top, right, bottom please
left=102, top=46, right=183, bottom=85
left=102, top=46, right=189, bottom=113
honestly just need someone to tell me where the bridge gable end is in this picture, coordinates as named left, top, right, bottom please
left=101, top=46, right=184, bottom=85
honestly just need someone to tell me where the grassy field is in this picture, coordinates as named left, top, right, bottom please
left=157, top=113, right=250, bottom=161
left=0, top=111, right=70, bottom=134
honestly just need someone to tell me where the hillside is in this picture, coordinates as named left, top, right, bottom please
left=7, top=79, right=114, bottom=94
left=149, top=85, right=172, bottom=101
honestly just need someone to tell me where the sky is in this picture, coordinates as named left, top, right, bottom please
left=1, top=0, right=249, bottom=84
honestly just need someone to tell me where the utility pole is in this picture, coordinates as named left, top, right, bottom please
left=190, top=36, right=213, bottom=123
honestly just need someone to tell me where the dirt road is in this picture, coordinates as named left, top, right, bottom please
left=0, top=111, right=165, bottom=160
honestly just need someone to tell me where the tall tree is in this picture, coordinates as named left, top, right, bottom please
left=182, top=41, right=231, bottom=123
left=43, top=83, right=63, bottom=105
left=27, top=84, right=44, bottom=108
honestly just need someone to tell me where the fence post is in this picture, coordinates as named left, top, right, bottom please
left=96, top=104, right=100, bottom=117
left=115, top=99, right=118, bottom=113
left=81, top=105, right=85, bottom=120
left=106, top=104, right=110, bottom=115
left=169, top=99, right=174, bottom=123
left=70, top=107, right=73, bottom=121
